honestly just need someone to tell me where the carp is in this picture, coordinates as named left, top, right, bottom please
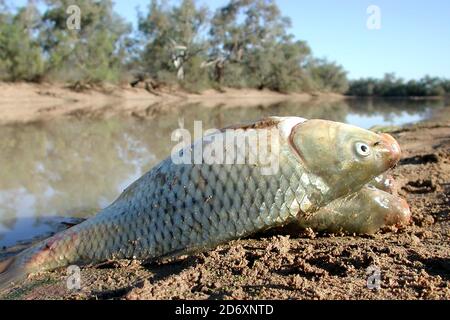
left=0, top=117, right=402, bottom=290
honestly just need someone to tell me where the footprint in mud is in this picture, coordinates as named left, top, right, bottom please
left=402, top=180, right=437, bottom=194
left=400, top=153, right=439, bottom=165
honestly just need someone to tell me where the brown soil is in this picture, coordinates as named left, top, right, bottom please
left=0, top=119, right=449, bottom=300
left=0, top=82, right=343, bottom=124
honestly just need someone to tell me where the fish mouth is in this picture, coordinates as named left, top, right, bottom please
left=378, top=133, right=401, bottom=169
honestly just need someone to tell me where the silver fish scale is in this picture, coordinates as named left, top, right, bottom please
left=19, top=142, right=318, bottom=270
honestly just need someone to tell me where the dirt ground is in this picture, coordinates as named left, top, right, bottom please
left=0, top=117, right=448, bottom=300
left=0, top=82, right=343, bottom=124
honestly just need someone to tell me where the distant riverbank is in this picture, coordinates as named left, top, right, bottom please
left=2, top=82, right=448, bottom=125
left=0, top=82, right=352, bottom=124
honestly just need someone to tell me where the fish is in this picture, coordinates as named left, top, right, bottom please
left=368, top=173, right=395, bottom=193
left=296, top=184, right=411, bottom=234
left=0, top=117, right=401, bottom=290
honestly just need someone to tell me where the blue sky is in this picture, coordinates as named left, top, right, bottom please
left=114, top=0, right=450, bottom=80
left=11, top=0, right=450, bottom=79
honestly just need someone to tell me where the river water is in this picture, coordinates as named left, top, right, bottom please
left=0, top=98, right=447, bottom=248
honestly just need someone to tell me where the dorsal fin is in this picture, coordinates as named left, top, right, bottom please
left=221, top=117, right=282, bottom=131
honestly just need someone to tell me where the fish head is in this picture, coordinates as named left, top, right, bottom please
left=356, top=186, right=411, bottom=233
left=295, top=186, right=411, bottom=234
left=289, top=119, right=401, bottom=199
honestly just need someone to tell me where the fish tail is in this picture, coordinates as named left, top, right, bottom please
left=0, top=255, right=29, bottom=292
left=0, top=237, right=60, bottom=292
left=0, top=216, right=105, bottom=292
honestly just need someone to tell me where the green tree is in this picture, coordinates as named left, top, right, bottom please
left=209, top=0, right=312, bottom=92
left=244, top=38, right=311, bottom=92
left=40, top=0, right=132, bottom=84
left=347, top=74, right=448, bottom=97
left=0, top=2, right=44, bottom=81
left=306, top=58, right=348, bottom=93
left=137, top=0, right=209, bottom=85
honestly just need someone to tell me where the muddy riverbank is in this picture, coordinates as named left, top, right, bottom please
left=0, top=82, right=348, bottom=124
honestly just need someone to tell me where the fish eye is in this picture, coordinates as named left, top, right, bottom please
left=355, top=142, right=371, bottom=157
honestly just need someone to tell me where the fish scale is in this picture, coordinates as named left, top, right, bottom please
left=122, top=154, right=299, bottom=259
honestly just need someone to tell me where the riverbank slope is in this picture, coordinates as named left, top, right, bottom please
left=0, top=82, right=347, bottom=124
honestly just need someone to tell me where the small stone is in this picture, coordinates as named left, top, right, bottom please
left=410, top=235, right=421, bottom=245
left=423, top=215, right=435, bottom=225
left=302, top=227, right=316, bottom=239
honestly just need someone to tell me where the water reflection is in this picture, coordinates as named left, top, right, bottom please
left=0, top=98, right=446, bottom=247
